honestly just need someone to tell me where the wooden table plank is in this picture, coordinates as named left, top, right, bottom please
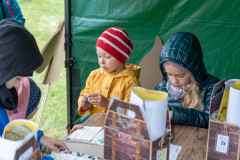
left=82, top=113, right=106, bottom=127
left=171, top=125, right=208, bottom=160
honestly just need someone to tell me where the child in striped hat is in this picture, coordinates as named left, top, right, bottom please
left=73, top=27, right=141, bottom=131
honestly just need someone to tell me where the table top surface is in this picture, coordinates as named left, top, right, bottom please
left=171, top=124, right=208, bottom=159
left=83, top=113, right=208, bottom=160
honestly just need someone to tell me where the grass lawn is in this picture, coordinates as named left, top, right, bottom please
left=18, top=0, right=68, bottom=138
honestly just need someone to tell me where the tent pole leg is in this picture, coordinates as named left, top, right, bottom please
left=36, top=83, right=51, bottom=126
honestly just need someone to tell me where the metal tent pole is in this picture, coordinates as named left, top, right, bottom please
left=64, top=0, right=73, bottom=133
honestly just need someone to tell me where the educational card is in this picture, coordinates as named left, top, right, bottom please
left=156, top=148, right=167, bottom=160
left=67, top=126, right=102, bottom=142
left=214, top=134, right=230, bottom=155
left=169, top=144, right=182, bottom=160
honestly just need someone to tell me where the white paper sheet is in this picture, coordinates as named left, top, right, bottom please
left=49, top=149, right=105, bottom=160
left=226, top=84, right=240, bottom=126
left=90, top=129, right=104, bottom=145
left=68, top=126, right=102, bottom=142
left=146, top=98, right=168, bottom=141
left=129, top=90, right=146, bottom=120
left=169, top=144, right=182, bottom=160
left=130, top=87, right=168, bottom=141
left=50, top=152, right=76, bottom=160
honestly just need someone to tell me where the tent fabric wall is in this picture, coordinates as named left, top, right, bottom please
left=68, top=0, right=240, bottom=125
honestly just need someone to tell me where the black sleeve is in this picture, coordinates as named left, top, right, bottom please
left=171, top=107, right=209, bottom=128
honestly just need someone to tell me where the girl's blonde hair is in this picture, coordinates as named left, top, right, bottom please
left=182, top=73, right=204, bottom=111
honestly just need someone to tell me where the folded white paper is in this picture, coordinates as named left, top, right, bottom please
left=226, top=84, right=240, bottom=126
left=130, top=87, right=168, bottom=141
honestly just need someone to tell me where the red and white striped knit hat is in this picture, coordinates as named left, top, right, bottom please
left=96, top=27, right=133, bottom=64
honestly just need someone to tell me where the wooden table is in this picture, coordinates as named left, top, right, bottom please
left=83, top=113, right=208, bottom=160
left=171, top=125, right=208, bottom=160
left=82, top=113, right=106, bottom=127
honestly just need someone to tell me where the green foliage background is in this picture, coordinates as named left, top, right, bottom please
left=19, top=0, right=67, bottom=138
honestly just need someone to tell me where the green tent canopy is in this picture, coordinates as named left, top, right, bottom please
left=65, top=0, right=240, bottom=129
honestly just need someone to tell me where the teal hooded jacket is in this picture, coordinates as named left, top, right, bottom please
left=0, top=0, right=25, bottom=25
left=155, top=32, right=220, bottom=128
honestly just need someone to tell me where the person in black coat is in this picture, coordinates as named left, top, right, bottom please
left=155, top=32, right=220, bottom=128
left=0, top=19, right=68, bottom=159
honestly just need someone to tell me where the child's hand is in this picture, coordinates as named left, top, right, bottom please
left=40, top=135, right=69, bottom=153
left=70, top=124, right=84, bottom=134
left=80, top=96, right=92, bottom=110
left=87, top=93, right=110, bottom=108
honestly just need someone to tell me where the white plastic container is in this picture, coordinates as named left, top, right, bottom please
left=0, top=119, right=38, bottom=160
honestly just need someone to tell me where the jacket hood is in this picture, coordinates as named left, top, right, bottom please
left=0, top=19, right=43, bottom=86
left=117, top=63, right=141, bottom=79
left=159, top=32, right=207, bottom=83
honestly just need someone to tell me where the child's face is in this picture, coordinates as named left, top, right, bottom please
left=96, top=47, right=125, bottom=73
left=164, top=64, right=191, bottom=89
left=5, top=76, right=24, bottom=89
